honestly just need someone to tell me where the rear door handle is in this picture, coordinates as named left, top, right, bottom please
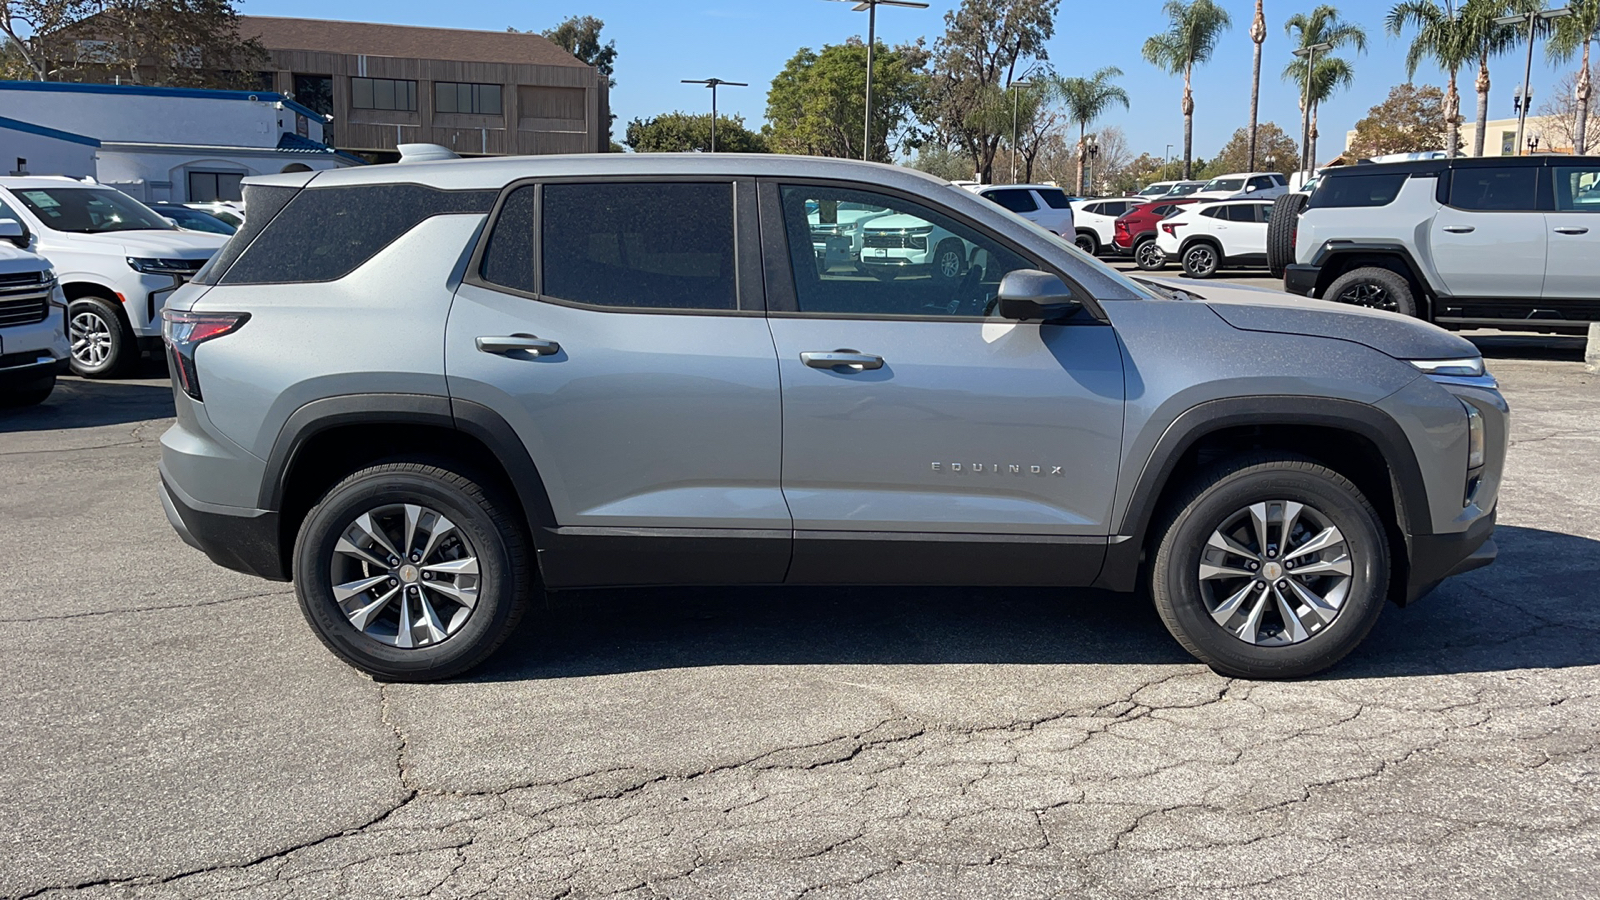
left=1442, top=225, right=1475, bottom=234
left=1554, top=226, right=1590, bottom=235
left=476, top=334, right=561, bottom=357
left=801, top=350, right=884, bottom=372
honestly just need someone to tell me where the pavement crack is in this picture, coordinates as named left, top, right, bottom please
left=12, top=590, right=290, bottom=623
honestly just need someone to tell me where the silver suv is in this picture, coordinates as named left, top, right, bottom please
left=158, top=155, right=1507, bottom=682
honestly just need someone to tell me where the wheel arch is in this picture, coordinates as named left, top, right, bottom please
left=1310, top=245, right=1433, bottom=316
left=62, top=281, right=134, bottom=333
left=1096, top=396, right=1427, bottom=607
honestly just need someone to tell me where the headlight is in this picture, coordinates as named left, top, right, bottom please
left=127, top=257, right=195, bottom=274
left=1463, top=400, right=1485, bottom=471
left=1408, top=357, right=1485, bottom=378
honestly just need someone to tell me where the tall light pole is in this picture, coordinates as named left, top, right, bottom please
left=1494, top=6, right=1571, bottom=155
left=1010, top=80, right=1034, bottom=184
left=1085, top=134, right=1100, bottom=194
left=681, top=78, right=747, bottom=152
left=825, top=0, right=929, bottom=161
left=1292, top=42, right=1333, bottom=182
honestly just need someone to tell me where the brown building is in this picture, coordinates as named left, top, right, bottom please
left=240, top=17, right=610, bottom=160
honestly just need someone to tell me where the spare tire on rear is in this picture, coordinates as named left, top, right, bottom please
left=1267, top=192, right=1309, bottom=279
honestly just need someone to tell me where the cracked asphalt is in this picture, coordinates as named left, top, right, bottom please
left=2, top=333, right=1597, bottom=900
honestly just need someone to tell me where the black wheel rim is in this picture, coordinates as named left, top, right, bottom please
left=1337, top=282, right=1397, bottom=312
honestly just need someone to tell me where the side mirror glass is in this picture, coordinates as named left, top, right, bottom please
left=996, top=269, right=1082, bottom=322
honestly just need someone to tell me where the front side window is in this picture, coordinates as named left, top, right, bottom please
left=779, top=185, right=1034, bottom=318
left=11, top=187, right=173, bottom=233
left=436, top=82, right=503, bottom=115
left=1553, top=166, right=1600, bottom=211
left=351, top=77, right=418, bottom=112
left=1247, top=176, right=1274, bottom=191
left=985, top=189, right=1038, bottom=213
left=1449, top=166, right=1537, bottom=211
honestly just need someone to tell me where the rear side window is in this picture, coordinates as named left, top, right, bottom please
left=1307, top=172, right=1408, bottom=209
left=541, top=182, right=736, bottom=311
left=1200, top=206, right=1225, bottom=219
left=1224, top=205, right=1256, bottom=222
left=1449, top=167, right=1538, bottom=211
left=1037, top=188, right=1071, bottom=209
left=984, top=189, right=1038, bottom=213
left=221, top=184, right=496, bottom=284
left=192, top=184, right=300, bottom=286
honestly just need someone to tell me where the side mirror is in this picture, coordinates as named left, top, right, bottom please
left=0, top=219, right=26, bottom=247
left=996, top=269, right=1082, bottom=322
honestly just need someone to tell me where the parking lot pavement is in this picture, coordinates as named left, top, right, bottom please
left=2, top=349, right=1597, bottom=900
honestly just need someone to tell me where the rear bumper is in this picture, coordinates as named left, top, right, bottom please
left=1284, top=263, right=1320, bottom=297
left=1404, top=507, right=1497, bottom=605
left=160, top=471, right=288, bottom=581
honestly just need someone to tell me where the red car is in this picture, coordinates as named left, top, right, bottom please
left=1113, top=197, right=1202, bottom=271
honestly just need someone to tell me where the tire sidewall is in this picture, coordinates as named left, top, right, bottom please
left=1134, top=237, right=1166, bottom=270
left=932, top=240, right=964, bottom=282
left=1182, top=243, right=1218, bottom=278
left=1328, top=268, right=1418, bottom=318
left=1156, top=464, right=1389, bottom=678
left=294, top=470, right=520, bottom=680
left=1075, top=233, right=1098, bottom=255
left=68, top=298, right=127, bottom=378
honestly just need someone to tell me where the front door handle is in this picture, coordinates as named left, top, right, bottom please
left=801, top=350, right=884, bottom=372
left=1554, top=226, right=1590, bottom=235
left=476, top=334, right=561, bottom=357
left=1442, top=225, right=1475, bottom=234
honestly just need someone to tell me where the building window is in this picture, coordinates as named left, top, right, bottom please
left=189, top=171, right=245, bottom=203
left=352, top=77, right=418, bottom=112
left=292, top=74, right=333, bottom=117
left=435, top=81, right=502, bottom=115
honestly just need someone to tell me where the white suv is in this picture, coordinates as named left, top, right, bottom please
left=0, top=178, right=227, bottom=377
left=0, top=220, right=68, bottom=406
left=968, top=184, right=1076, bottom=237
left=856, top=211, right=972, bottom=282
left=1188, top=172, right=1290, bottom=202
left=1070, top=197, right=1143, bottom=255
left=1155, top=199, right=1274, bottom=278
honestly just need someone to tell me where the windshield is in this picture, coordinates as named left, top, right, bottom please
left=161, top=207, right=236, bottom=235
left=12, top=187, right=175, bottom=234
left=1166, top=182, right=1204, bottom=196
left=1138, top=183, right=1171, bottom=197
left=1202, top=178, right=1245, bottom=192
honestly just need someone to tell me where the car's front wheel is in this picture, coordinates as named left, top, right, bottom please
left=294, top=462, right=533, bottom=681
left=1150, top=456, right=1389, bottom=679
left=68, top=297, right=132, bottom=378
left=1134, top=237, right=1167, bottom=270
left=1181, top=242, right=1220, bottom=278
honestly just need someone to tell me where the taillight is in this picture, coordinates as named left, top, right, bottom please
left=1161, top=222, right=1186, bottom=236
left=162, top=309, right=248, bottom=401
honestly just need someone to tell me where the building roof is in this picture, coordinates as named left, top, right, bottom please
left=0, top=114, right=100, bottom=148
left=240, top=16, right=590, bottom=68
left=276, top=132, right=368, bottom=165
left=0, top=79, right=326, bottom=122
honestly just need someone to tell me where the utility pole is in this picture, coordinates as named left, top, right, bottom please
left=825, top=0, right=928, bottom=161
left=681, top=78, right=747, bottom=152
left=1494, top=6, right=1572, bottom=155
left=1292, top=42, right=1332, bottom=183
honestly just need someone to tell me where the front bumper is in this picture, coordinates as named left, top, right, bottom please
left=1404, top=506, right=1497, bottom=605
left=161, top=471, right=288, bottom=581
left=1284, top=263, right=1319, bottom=297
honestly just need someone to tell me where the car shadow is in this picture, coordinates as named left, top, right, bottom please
left=1468, top=333, right=1587, bottom=363
left=474, top=524, right=1599, bottom=684
left=0, top=364, right=174, bottom=433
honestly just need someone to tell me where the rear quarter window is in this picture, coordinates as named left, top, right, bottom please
left=1307, top=172, right=1409, bottom=209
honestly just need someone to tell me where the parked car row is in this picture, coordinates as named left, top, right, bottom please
left=0, top=176, right=230, bottom=404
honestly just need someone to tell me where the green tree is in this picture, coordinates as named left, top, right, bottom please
left=624, top=111, right=768, bottom=154
left=87, top=1, right=268, bottom=89
left=1461, top=0, right=1521, bottom=156
left=1349, top=82, right=1454, bottom=156
left=1209, top=121, right=1299, bottom=174
left=908, top=145, right=977, bottom=181
left=764, top=38, right=929, bottom=161
left=925, top=0, right=1061, bottom=184
left=1052, top=65, right=1129, bottom=193
left=1546, top=0, right=1600, bottom=153
left=1248, top=0, right=1268, bottom=170
left=536, top=15, right=616, bottom=88
left=0, top=0, right=96, bottom=80
left=1387, top=1, right=1475, bottom=159
left=1283, top=5, right=1366, bottom=172
left=1141, top=0, right=1233, bottom=179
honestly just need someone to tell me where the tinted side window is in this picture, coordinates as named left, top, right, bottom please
left=1307, top=173, right=1408, bottom=209
left=1200, top=206, right=1225, bottom=219
left=1247, top=176, right=1274, bottom=191
left=1223, top=205, right=1255, bottom=222
left=985, top=189, right=1038, bottom=213
left=222, top=185, right=496, bottom=285
left=542, top=182, right=736, bottom=311
left=195, top=183, right=308, bottom=285
left=1037, top=188, right=1071, bottom=209
left=479, top=186, right=536, bottom=293
left=1449, top=167, right=1538, bottom=211
left=1553, top=166, right=1600, bottom=211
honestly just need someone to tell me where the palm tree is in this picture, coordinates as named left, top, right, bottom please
left=1387, top=0, right=1474, bottom=157
left=1053, top=66, right=1131, bottom=194
left=1249, top=1, right=1268, bottom=171
left=1547, top=0, right=1599, bottom=153
left=1461, top=0, right=1519, bottom=156
left=1142, top=0, right=1233, bottom=179
left=1284, top=5, right=1367, bottom=172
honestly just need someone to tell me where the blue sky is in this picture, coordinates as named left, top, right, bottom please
left=242, top=0, right=1586, bottom=162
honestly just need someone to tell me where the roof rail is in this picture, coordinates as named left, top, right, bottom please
left=397, top=143, right=460, bottom=164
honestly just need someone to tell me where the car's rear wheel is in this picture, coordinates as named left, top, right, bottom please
left=1134, top=237, right=1167, bottom=270
left=68, top=297, right=132, bottom=378
left=1267, top=193, right=1309, bottom=278
left=294, top=462, right=532, bottom=682
left=1151, top=456, right=1389, bottom=679
left=1325, top=267, right=1419, bottom=318
left=1074, top=232, right=1098, bottom=255
left=1181, top=242, right=1220, bottom=278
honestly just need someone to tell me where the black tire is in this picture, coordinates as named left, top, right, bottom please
left=293, top=462, right=533, bottom=682
left=1267, top=193, right=1308, bottom=279
left=1324, top=266, right=1419, bottom=318
left=68, top=297, right=133, bottom=378
left=1150, top=455, right=1390, bottom=679
left=1133, top=236, right=1167, bottom=271
left=0, top=372, right=55, bottom=407
left=1180, top=241, right=1221, bottom=279
left=931, top=239, right=966, bottom=284
left=1074, top=231, right=1099, bottom=255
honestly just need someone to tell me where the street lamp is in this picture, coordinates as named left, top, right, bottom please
left=825, top=0, right=929, bottom=161
left=1292, top=41, right=1333, bottom=182
left=1085, top=134, right=1100, bottom=194
left=1010, top=79, right=1034, bottom=184
left=681, top=78, right=748, bottom=153
left=1493, top=6, right=1571, bottom=155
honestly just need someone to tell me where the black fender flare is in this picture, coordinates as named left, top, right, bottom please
left=1309, top=241, right=1433, bottom=303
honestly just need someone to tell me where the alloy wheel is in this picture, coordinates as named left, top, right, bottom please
left=70, top=311, right=113, bottom=368
left=1337, top=282, right=1396, bottom=312
left=938, top=248, right=962, bottom=279
left=1136, top=241, right=1166, bottom=269
left=1196, top=500, right=1353, bottom=647
left=1184, top=246, right=1217, bottom=277
left=328, top=503, right=482, bottom=649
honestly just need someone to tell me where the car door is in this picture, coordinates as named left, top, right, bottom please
left=1226, top=202, right=1269, bottom=260
left=760, top=181, right=1126, bottom=585
left=1430, top=165, right=1546, bottom=299
left=1543, top=162, right=1600, bottom=303
left=446, top=178, right=790, bottom=586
